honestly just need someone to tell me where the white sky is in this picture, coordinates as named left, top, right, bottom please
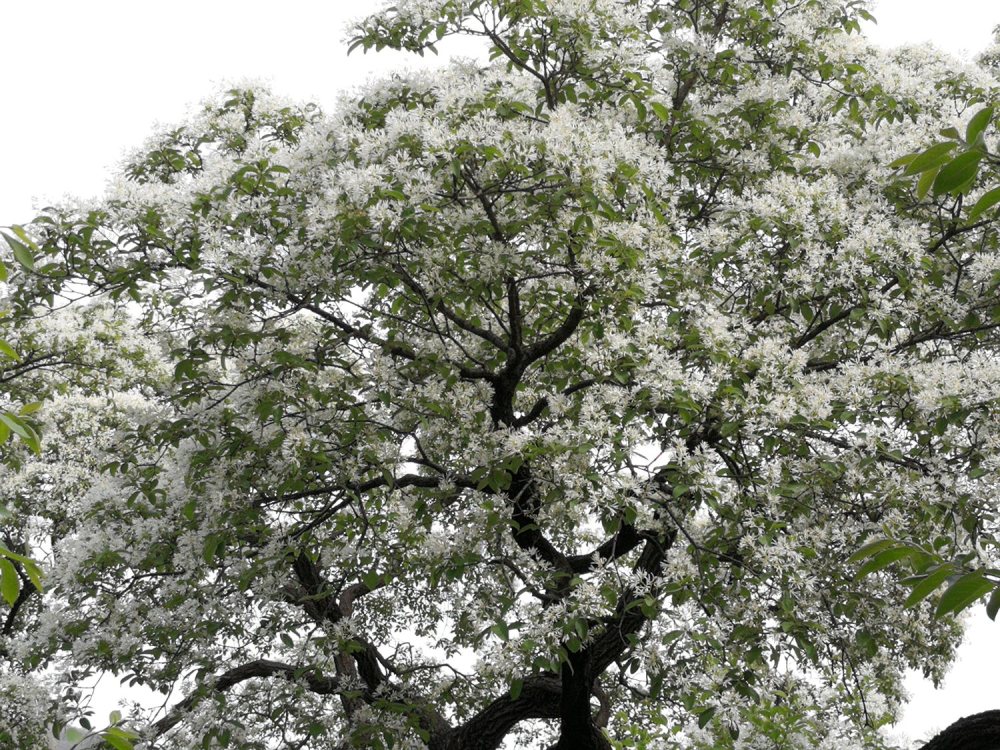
left=2, top=0, right=999, bottom=745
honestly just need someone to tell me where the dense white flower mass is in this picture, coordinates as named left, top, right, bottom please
left=2, top=1, right=1000, bottom=748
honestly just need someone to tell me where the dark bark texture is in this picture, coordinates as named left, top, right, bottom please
left=921, top=711, right=1000, bottom=750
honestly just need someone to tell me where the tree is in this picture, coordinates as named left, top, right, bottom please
left=2, top=1, right=1000, bottom=748
left=0, top=231, right=44, bottom=610
left=0, top=298, right=153, bottom=747
left=0, top=232, right=51, bottom=750
left=920, top=711, right=1000, bottom=750
left=847, top=23, right=1000, bottom=627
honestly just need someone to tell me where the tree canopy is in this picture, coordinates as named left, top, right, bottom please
left=3, top=1, right=1000, bottom=748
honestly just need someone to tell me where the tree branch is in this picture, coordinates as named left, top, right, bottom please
left=149, top=660, right=348, bottom=739
left=1, top=572, right=37, bottom=636
left=287, top=551, right=451, bottom=736
left=431, top=675, right=562, bottom=750
left=523, top=293, right=588, bottom=367
left=589, top=527, right=678, bottom=675
left=566, top=522, right=643, bottom=574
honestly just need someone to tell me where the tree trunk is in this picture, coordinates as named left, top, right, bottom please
left=921, top=711, right=1000, bottom=750
left=551, top=650, right=611, bottom=750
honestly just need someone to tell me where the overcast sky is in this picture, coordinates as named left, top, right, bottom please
left=2, top=0, right=999, bottom=745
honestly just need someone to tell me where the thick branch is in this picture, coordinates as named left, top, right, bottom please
left=523, top=295, right=587, bottom=367
left=289, top=553, right=385, bottom=692
left=590, top=528, right=678, bottom=675
left=566, top=522, right=643, bottom=574
left=245, top=278, right=496, bottom=381
left=395, top=264, right=509, bottom=353
left=0, top=352, right=62, bottom=384
left=507, top=277, right=524, bottom=358
left=462, top=166, right=508, bottom=243
left=480, top=29, right=556, bottom=109
left=507, top=465, right=574, bottom=585
left=430, top=675, right=561, bottom=750
left=441, top=473, right=677, bottom=748
left=437, top=530, right=659, bottom=749
left=553, top=649, right=611, bottom=750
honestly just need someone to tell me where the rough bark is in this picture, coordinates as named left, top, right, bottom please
left=920, top=711, right=1000, bottom=750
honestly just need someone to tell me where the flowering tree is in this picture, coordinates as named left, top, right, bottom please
left=3, top=1, right=1000, bottom=748
left=0, top=233, right=44, bottom=603
left=848, top=24, right=1000, bottom=629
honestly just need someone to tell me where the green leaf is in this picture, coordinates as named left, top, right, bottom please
left=0, top=546, right=42, bottom=591
left=698, top=707, right=716, bottom=728
left=0, top=412, right=40, bottom=454
left=888, top=152, right=917, bottom=169
left=855, top=546, right=914, bottom=579
left=0, top=339, right=19, bottom=361
left=3, top=235, right=34, bottom=270
left=105, top=727, right=138, bottom=741
left=10, top=225, right=38, bottom=250
left=509, top=678, right=523, bottom=700
left=0, top=557, right=19, bottom=606
left=847, top=538, right=896, bottom=564
left=966, top=106, right=994, bottom=144
left=933, top=151, right=982, bottom=195
left=940, top=126, right=961, bottom=140
left=491, top=621, right=509, bottom=641
left=987, top=587, right=1000, bottom=621
left=967, top=186, right=1000, bottom=221
left=63, top=728, right=85, bottom=743
left=0, top=259, right=7, bottom=282
left=0, top=412, right=34, bottom=441
left=903, top=142, right=958, bottom=175
left=102, top=731, right=134, bottom=750
left=20, top=559, right=42, bottom=591
left=19, top=430, right=40, bottom=455
left=650, top=101, right=670, bottom=121
left=935, top=572, right=994, bottom=617
left=202, top=534, right=221, bottom=564
left=19, top=401, right=42, bottom=416
left=855, top=629, right=877, bottom=656
left=904, top=563, right=954, bottom=608
left=916, top=167, right=939, bottom=199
